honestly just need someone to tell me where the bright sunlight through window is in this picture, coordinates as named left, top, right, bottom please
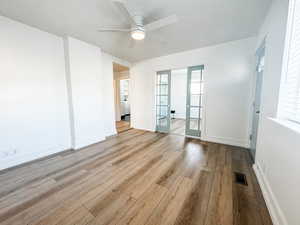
left=278, top=0, right=300, bottom=124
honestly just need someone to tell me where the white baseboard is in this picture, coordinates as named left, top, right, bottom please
left=201, top=135, right=249, bottom=148
left=74, top=136, right=105, bottom=150
left=132, top=126, right=155, bottom=132
left=132, top=126, right=249, bottom=148
left=253, top=163, right=288, bottom=225
left=0, top=144, right=69, bottom=171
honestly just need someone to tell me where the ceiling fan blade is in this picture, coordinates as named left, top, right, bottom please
left=112, top=0, right=136, bottom=25
left=144, top=15, right=178, bottom=31
left=98, top=28, right=130, bottom=32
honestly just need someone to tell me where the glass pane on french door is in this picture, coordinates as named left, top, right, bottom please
left=156, top=70, right=171, bottom=133
left=186, top=65, right=204, bottom=137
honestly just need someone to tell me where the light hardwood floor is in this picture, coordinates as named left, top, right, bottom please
left=116, top=120, right=131, bottom=133
left=0, top=129, right=272, bottom=225
left=170, top=119, right=186, bottom=135
left=170, top=119, right=198, bottom=136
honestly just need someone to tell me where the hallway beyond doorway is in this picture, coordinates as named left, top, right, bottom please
left=170, top=118, right=199, bottom=136
left=116, top=120, right=131, bottom=133
left=170, top=119, right=185, bottom=135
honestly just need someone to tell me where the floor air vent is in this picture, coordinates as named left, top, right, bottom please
left=234, top=172, right=248, bottom=186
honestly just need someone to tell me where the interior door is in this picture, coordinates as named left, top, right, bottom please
left=186, top=65, right=204, bottom=137
left=250, top=45, right=265, bottom=159
left=156, top=70, right=171, bottom=133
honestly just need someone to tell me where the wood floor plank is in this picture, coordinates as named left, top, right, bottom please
left=127, top=151, right=182, bottom=199
left=82, top=154, right=164, bottom=212
left=116, top=121, right=131, bottom=133
left=55, top=206, right=94, bottom=225
left=0, top=130, right=273, bottom=225
left=170, top=119, right=186, bottom=135
left=111, top=184, right=167, bottom=225
left=231, top=149, right=260, bottom=225
left=173, top=171, right=214, bottom=225
left=171, top=143, right=220, bottom=225
left=32, top=198, right=83, bottom=225
left=0, top=129, right=146, bottom=197
left=0, top=178, right=57, bottom=223
left=88, top=193, right=136, bottom=225
left=145, top=176, right=193, bottom=225
left=204, top=146, right=233, bottom=225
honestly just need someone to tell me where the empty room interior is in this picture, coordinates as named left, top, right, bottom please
left=113, top=62, right=131, bottom=133
left=0, top=0, right=299, bottom=225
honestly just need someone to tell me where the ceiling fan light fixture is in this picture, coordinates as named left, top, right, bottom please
left=131, top=28, right=145, bottom=40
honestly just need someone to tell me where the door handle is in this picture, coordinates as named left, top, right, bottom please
left=256, top=111, right=260, bottom=114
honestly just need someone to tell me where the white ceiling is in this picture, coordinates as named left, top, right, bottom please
left=0, top=0, right=272, bottom=62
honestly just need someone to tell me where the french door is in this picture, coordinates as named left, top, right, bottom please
left=156, top=70, right=171, bottom=133
left=185, top=65, right=204, bottom=137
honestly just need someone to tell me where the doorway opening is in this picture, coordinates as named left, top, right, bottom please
left=113, top=63, right=131, bottom=133
left=170, top=68, right=187, bottom=135
left=156, top=65, right=204, bottom=138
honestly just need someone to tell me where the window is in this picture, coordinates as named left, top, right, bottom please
left=278, top=0, right=300, bottom=124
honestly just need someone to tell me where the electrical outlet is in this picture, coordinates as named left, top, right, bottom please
left=264, top=162, right=268, bottom=174
left=259, top=159, right=264, bottom=172
left=0, top=149, right=17, bottom=158
left=260, top=159, right=267, bottom=174
left=0, top=151, right=7, bottom=158
left=11, top=149, right=17, bottom=155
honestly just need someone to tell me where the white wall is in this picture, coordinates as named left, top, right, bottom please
left=65, top=37, right=105, bottom=149
left=131, top=37, right=256, bottom=147
left=65, top=38, right=132, bottom=149
left=102, top=54, right=118, bottom=135
left=254, top=1, right=300, bottom=225
left=0, top=15, right=131, bottom=170
left=0, top=16, right=71, bottom=170
left=170, top=70, right=187, bottom=119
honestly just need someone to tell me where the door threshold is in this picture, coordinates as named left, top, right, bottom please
left=185, top=135, right=201, bottom=140
left=167, top=132, right=201, bottom=140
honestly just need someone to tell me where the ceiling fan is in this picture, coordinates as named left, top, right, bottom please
left=98, top=0, right=178, bottom=41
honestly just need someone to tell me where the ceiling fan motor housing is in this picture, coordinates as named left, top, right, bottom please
left=132, top=15, right=144, bottom=26
left=131, top=26, right=145, bottom=40
left=131, top=15, right=145, bottom=40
